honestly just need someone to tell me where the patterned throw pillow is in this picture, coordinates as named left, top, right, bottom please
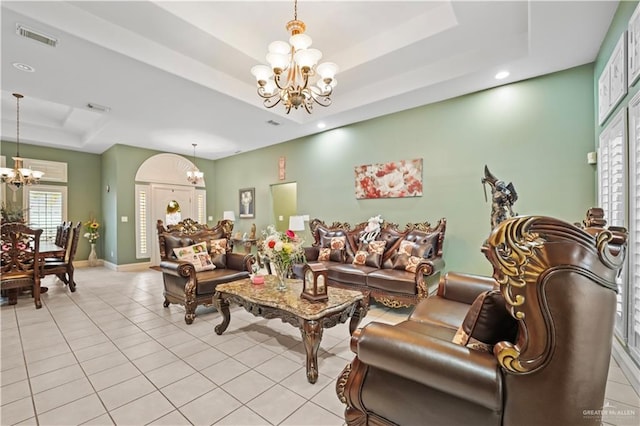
left=452, top=290, right=518, bottom=353
left=318, top=247, right=332, bottom=261
left=321, top=236, right=345, bottom=262
left=398, top=240, right=415, bottom=256
left=404, top=255, right=422, bottom=273
left=209, top=238, right=227, bottom=269
left=173, top=242, right=215, bottom=272
left=210, top=238, right=227, bottom=254
left=352, top=241, right=385, bottom=268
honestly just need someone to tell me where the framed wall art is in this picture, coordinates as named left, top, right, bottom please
left=239, top=187, right=255, bottom=218
left=354, top=158, right=423, bottom=199
left=629, top=2, right=640, bottom=87
left=599, top=32, right=627, bottom=125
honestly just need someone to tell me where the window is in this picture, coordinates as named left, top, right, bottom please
left=23, top=185, right=67, bottom=242
left=135, top=184, right=149, bottom=259
left=195, top=189, right=206, bottom=225
left=626, top=93, right=640, bottom=361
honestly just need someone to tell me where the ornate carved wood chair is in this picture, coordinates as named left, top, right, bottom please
left=337, top=214, right=628, bottom=426
left=1, top=223, right=44, bottom=308
left=42, top=221, right=81, bottom=292
left=156, top=218, right=254, bottom=324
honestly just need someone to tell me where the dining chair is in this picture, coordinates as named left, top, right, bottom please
left=1, top=222, right=44, bottom=308
left=54, top=221, right=67, bottom=246
left=42, top=221, right=81, bottom=292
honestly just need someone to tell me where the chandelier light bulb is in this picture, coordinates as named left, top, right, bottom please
left=317, top=62, right=338, bottom=81
left=251, top=65, right=273, bottom=84
left=290, top=33, right=312, bottom=50
left=268, top=40, right=290, bottom=54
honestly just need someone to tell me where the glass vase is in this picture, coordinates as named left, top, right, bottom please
left=272, top=261, right=288, bottom=292
left=88, top=243, right=98, bottom=267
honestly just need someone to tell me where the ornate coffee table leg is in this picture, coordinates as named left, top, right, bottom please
left=212, top=292, right=231, bottom=335
left=300, top=319, right=323, bottom=384
left=349, top=300, right=368, bottom=335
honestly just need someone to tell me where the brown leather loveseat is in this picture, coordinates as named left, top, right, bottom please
left=337, top=214, right=627, bottom=426
left=300, top=218, right=446, bottom=308
left=157, top=218, right=254, bottom=324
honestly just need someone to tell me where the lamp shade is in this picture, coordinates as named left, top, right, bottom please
left=289, top=215, right=305, bottom=231
left=223, top=211, right=236, bottom=221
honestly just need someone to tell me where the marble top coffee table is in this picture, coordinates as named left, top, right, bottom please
left=212, top=275, right=367, bottom=383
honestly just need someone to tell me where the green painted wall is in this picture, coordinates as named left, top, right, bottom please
left=1, top=141, right=217, bottom=265
left=100, top=144, right=217, bottom=265
left=1, top=62, right=599, bottom=272
left=215, top=64, right=596, bottom=275
left=0, top=141, right=101, bottom=260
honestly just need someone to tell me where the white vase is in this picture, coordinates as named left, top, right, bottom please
left=88, top=243, right=98, bottom=267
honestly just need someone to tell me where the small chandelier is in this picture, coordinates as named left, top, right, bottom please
left=0, top=93, right=44, bottom=188
left=186, top=143, right=203, bottom=185
left=250, top=0, right=338, bottom=114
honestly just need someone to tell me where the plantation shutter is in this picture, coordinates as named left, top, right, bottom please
left=195, top=189, right=206, bottom=225
left=629, top=94, right=640, bottom=360
left=136, top=184, right=150, bottom=259
left=598, top=108, right=628, bottom=335
left=23, top=185, right=67, bottom=242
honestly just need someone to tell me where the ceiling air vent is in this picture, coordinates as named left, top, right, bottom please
left=16, top=24, right=58, bottom=47
left=266, top=120, right=281, bottom=126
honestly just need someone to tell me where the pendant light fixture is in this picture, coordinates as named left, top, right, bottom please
left=0, top=93, right=44, bottom=188
left=186, top=143, right=204, bottom=185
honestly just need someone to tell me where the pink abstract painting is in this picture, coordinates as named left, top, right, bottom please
left=354, top=158, right=423, bottom=199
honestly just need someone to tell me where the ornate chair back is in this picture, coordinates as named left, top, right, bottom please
left=1, top=222, right=43, bottom=309
left=42, top=222, right=81, bottom=292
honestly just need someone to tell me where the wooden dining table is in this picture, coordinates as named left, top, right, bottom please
left=39, top=241, right=66, bottom=259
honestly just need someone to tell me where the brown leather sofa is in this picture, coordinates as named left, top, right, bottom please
left=157, top=218, right=254, bottom=324
left=337, top=214, right=628, bottom=426
left=299, top=218, right=446, bottom=308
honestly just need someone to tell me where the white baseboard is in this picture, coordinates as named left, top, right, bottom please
left=78, top=260, right=151, bottom=272
left=612, top=338, right=640, bottom=396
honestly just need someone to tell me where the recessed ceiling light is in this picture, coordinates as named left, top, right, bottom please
left=317, top=122, right=326, bottom=129
left=495, top=71, right=510, bottom=80
left=12, top=62, right=35, bottom=72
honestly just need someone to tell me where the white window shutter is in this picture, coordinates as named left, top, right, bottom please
left=136, top=184, right=150, bottom=258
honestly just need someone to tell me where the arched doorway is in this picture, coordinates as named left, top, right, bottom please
left=135, top=153, right=207, bottom=265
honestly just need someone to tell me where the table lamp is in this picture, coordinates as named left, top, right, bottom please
left=223, top=211, right=235, bottom=221
left=289, top=215, right=305, bottom=231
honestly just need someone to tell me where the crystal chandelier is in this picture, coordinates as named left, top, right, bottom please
left=186, top=143, right=203, bottom=185
left=0, top=93, right=44, bottom=188
left=250, top=0, right=338, bottom=114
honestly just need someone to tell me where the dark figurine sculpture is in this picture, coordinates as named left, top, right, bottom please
left=482, top=165, right=518, bottom=229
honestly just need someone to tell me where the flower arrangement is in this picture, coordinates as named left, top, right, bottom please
left=83, top=219, right=100, bottom=243
left=261, top=225, right=305, bottom=283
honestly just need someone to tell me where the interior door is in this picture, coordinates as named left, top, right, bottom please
left=271, top=182, right=297, bottom=232
left=150, top=185, right=194, bottom=265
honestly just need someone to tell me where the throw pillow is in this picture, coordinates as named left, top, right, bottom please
left=173, top=242, right=215, bottom=272
left=329, top=236, right=346, bottom=262
left=209, top=238, right=227, bottom=269
left=404, top=255, right=422, bottom=273
left=452, top=290, right=518, bottom=352
left=352, top=242, right=384, bottom=268
left=393, top=253, right=423, bottom=272
left=398, top=240, right=415, bottom=256
left=318, top=247, right=331, bottom=261
left=352, top=250, right=368, bottom=266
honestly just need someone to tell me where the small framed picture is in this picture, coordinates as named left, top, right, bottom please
left=239, top=188, right=255, bottom=219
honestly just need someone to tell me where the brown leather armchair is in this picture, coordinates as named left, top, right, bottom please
left=157, top=218, right=254, bottom=324
left=337, top=215, right=628, bottom=426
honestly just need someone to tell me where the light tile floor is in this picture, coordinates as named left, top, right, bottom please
left=0, top=267, right=638, bottom=426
